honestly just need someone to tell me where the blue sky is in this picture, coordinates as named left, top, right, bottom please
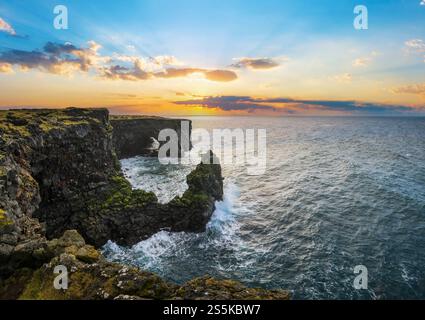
left=0, top=0, right=424, bottom=115
left=2, top=0, right=424, bottom=60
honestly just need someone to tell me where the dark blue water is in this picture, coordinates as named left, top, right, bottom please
left=103, top=117, right=425, bottom=299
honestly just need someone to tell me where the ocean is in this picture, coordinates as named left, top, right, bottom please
left=102, top=116, right=425, bottom=299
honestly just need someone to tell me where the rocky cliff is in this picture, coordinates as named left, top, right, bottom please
left=111, top=115, right=192, bottom=159
left=0, top=230, right=289, bottom=300
left=0, top=108, right=289, bottom=300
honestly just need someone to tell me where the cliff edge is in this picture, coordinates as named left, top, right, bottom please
left=0, top=108, right=289, bottom=300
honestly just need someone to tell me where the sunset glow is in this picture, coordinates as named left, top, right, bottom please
left=1, top=0, right=424, bottom=116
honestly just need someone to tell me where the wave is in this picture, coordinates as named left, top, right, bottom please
left=102, top=182, right=242, bottom=276
left=120, top=156, right=194, bottom=203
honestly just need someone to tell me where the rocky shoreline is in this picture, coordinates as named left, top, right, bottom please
left=0, top=108, right=289, bottom=300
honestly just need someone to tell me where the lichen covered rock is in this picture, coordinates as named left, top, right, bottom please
left=0, top=108, right=287, bottom=300
left=0, top=108, right=223, bottom=263
left=175, top=276, right=290, bottom=300
left=1, top=230, right=290, bottom=300
left=111, top=115, right=191, bottom=159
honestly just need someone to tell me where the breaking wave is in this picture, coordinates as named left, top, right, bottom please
left=104, top=116, right=425, bottom=299
left=102, top=182, right=244, bottom=280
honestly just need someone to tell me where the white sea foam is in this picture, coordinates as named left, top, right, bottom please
left=120, top=156, right=194, bottom=203
left=103, top=182, right=242, bottom=273
left=104, top=117, right=425, bottom=299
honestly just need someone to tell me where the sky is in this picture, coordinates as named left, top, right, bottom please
left=0, top=0, right=424, bottom=116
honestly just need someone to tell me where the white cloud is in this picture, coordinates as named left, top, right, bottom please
left=331, top=73, right=352, bottom=83
left=405, top=39, right=425, bottom=63
left=353, top=57, right=371, bottom=67
left=111, top=54, right=181, bottom=72
left=421, top=1, right=425, bottom=6
left=405, top=39, right=425, bottom=53
left=352, top=51, right=379, bottom=67
left=0, top=17, right=16, bottom=35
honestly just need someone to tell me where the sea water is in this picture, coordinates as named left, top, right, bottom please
left=103, top=116, right=425, bottom=299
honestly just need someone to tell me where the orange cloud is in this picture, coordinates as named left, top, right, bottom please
left=0, top=63, right=13, bottom=73
left=393, top=83, right=425, bottom=97
left=204, top=70, right=238, bottom=82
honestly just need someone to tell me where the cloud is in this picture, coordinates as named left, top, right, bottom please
left=404, top=39, right=425, bottom=62
left=0, top=17, right=16, bottom=36
left=126, top=45, right=136, bottom=52
left=264, top=98, right=417, bottom=114
left=103, top=52, right=237, bottom=82
left=204, top=70, right=238, bottom=82
left=0, top=62, right=13, bottom=73
left=151, top=55, right=181, bottom=66
left=0, top=40, right=237, bottom=82
left=174, top=95, right=422, bottom=115
left=405, top=39, right=425, bottom=53
left=112, top=54, right=182, bottom=71
left=352, top=58, right=371, bottom=67
left=331, top=73, right=352, bottom=83
left=0, top=41, right=106, bottom=74
left=421, top=1, right=425, bottom=6
left=393, top=83, right=425, bottom=97
left=174, top=96, right=278, bottom=113
left=100, top=60, right=150, bottom=80
left=155, top=67, right=202, bottom=79
left=352, top=51, right=379, bottom=68
left=101, top=64, right=238, bottom=82
left=231, top=57, right=281, bottom=70
left=156, top=68, right=238, bottom=82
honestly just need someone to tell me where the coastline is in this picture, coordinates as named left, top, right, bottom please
left=0, top=108, right=289, bottom=300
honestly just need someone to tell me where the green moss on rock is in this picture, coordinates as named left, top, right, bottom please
left=0, top=208, right=13, bottom=228
left=90, top=175, right=158, bottom=213
left=175, top=276, right=291, bottom=300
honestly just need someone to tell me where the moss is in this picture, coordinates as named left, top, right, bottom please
left=63, top=119, right=90, bottom=126
left=0, top=166, right=6, bottom=177
left=0, top=109, right=96, bottom=137
left=99, top=176, right=157, bottom=210
left=0, top=268, right=34, bottom=299
left=11, top=231, right=288, bottom=301
left=75, top=246, right=100, bottom=263
left=174, top=276, right=291, bottom=300
left=19, top=269, right=66, bottom=300
left=0, top=208, right=13, bottom=228
left=38, top=122, right=57, bottom=133
left=39, top=118, right=90, bottom=133
left=0, top=122, right=31, bottom=137
left=85, top=175, right=157, bottom=216
left=171, top=191, right=209, bottom=207
left=17, top=253, right=172, bottom=300
left=65, top=271, right=100, bottom=299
